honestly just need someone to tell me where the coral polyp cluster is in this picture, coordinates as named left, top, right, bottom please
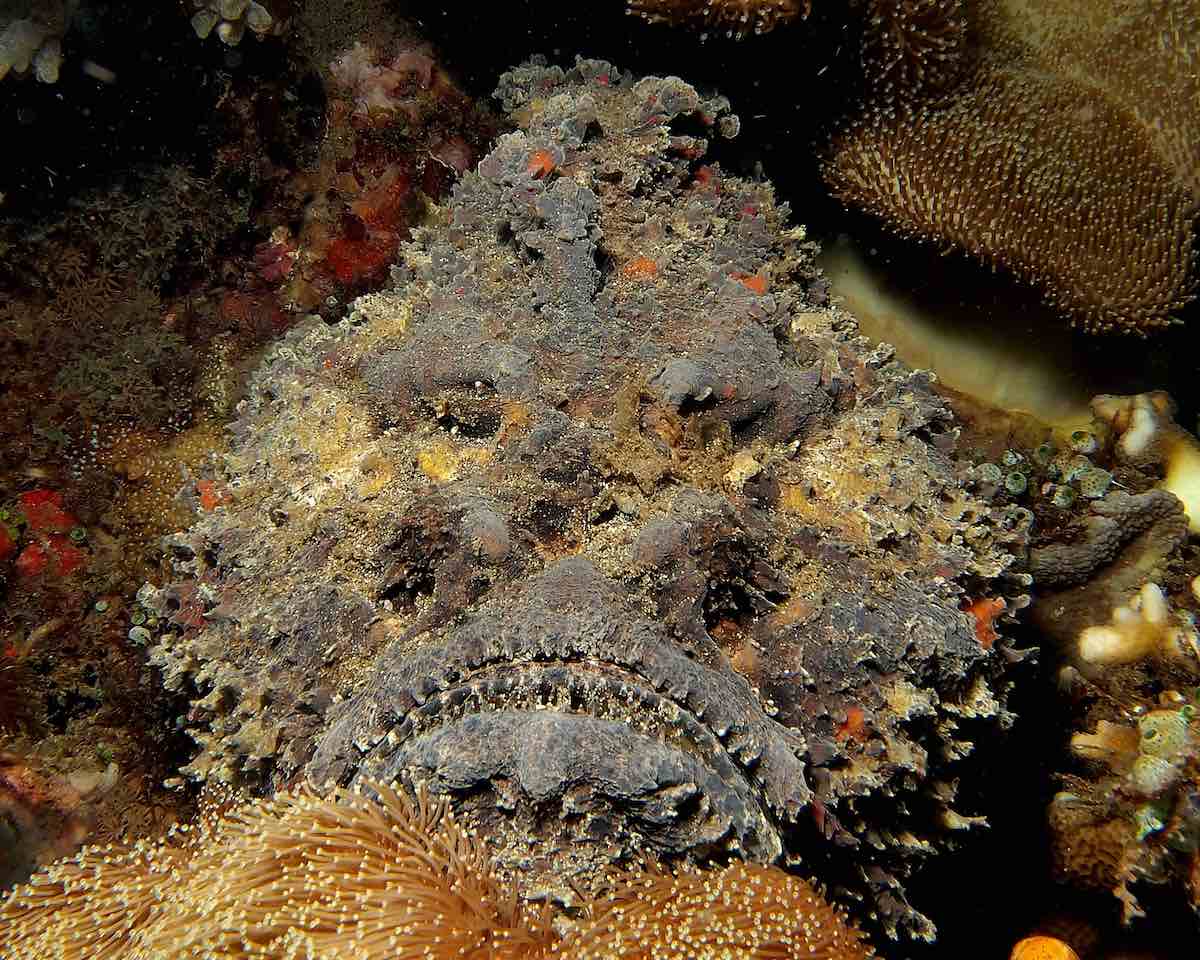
left=1054, top=688, right=1200, bottom=923
left=823, top=0, right=1200, bottom=334
left=189, top=0, right=284, bottom=46
left=0, top=781, right=875, bottom=960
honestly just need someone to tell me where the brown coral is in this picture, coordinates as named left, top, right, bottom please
left=0, top=781, right=875, bottom=960
left=823, top=0, right=1200, bottom=333
left=858, top=0, right=969, bottom=100
left=0, top=782, right=553, bottom=959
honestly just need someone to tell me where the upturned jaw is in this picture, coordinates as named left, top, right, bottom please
left=310, top=556, right=810, bottom=876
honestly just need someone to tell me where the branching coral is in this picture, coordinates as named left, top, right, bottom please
left=0, top=782, right=876, bottom=960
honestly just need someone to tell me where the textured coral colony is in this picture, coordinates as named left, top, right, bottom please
left=0, top=1, right=1198, bottom=959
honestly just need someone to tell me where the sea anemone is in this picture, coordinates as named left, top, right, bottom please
left=0, top=781, right=877, bottom=960
left=569, top=861, right=876, bottom=959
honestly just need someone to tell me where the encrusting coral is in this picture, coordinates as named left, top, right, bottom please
left=1017, top=410, right=1200, bottom=922
left=1053, top=687, right=1200, bottom=923
left=0, top=781, right=876, bottom=960
left=945, top=388, right=1200, bottom=925
left=1024, top=395, right=1193, bottom=658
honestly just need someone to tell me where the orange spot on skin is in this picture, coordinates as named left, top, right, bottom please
left=498, top=401, right=533, bottom=444
left=18, top=489, right=75, bottom=534
left=963, top=596, right=1006, bottom=650
left=835, top=705, right=870, bottom=743
left=526, top=150, right=556, bottom=178
left=692, top=164, right=716, bottom=187
left=197, top=480, right=226, bottom=512
left=732, top=271, right=769, bottom=295
left=622, top=256, right=658, bottom=280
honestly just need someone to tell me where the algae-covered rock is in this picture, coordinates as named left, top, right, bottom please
left=144, top=57, right=1029, bottom=940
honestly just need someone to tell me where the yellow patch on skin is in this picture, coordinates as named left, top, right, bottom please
left=499, top=401, right=532, bottom=442
left=417, top=440, right=491, bottom=483
left=356, top=453, right=395, bottom=499
left=778, top=481, right=811, bottom=513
